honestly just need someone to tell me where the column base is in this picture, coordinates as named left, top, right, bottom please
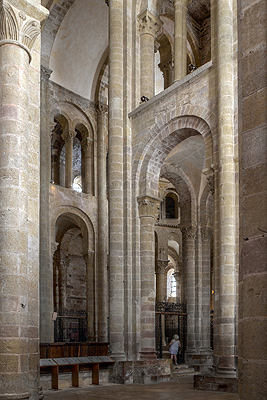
left=109, top=359, right=171, bottom=384
left=194, top=372, right=237, bottom=393
left=139, top=350, right=157, bottom=360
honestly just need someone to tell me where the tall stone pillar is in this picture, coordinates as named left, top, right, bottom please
left=138, top=9, right=162, bottom=100
left=138, top=195, right=161, bottom=360
left=62, top=130, right=76, bottom=189
left=40, top=65, right=54, bottom=343
left=174, top=0, right=189, bottom=81
left=181, top=226, right=197, bottom=357
left=108, top=0, right=125, bottom=360
left=97, top=105, right=108, bottom=342
left=156, top=258, right=168, bottom=302
left=201, top=226, right=212, bottom=352
left=83, top=251, right=95, bottom=341
left=215, top=0, right=237, bottom=376
left=81, top=137, right=93, bottom=194
left=0, top=1, right=47, bottom=399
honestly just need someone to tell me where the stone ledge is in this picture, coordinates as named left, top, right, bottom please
left=194, top=374, right=238, bottom=393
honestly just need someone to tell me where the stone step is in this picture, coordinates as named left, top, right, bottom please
left=171, top=364, right=196, bottom=378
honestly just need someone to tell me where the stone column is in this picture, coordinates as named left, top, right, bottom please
left=156, top=258, right=168, bottom=302
left=138, top=195, right=162, bottom=359
left=40, top=65, right=54, bottom=343
left=62, top=130, right=76, bottom=189
left=173, top=0, right=189, bottom=81
left=201, top=226, right=212, bottom=352
left=81, top=137, right=93, bottom=194
left=158, top=59, right=174, bottom=89
left=84, top=251, right=95, bottom=341
left=108, top=0, right=125, bottom=360
left=181, top=226, right=197, bottom=357
left=138, top=9, right=162, bottom=99
left=97, top=105, right=108, bottom=342
left=0, top=1, right=47, bottom=399
left=215, top=0, right=237, bottom=376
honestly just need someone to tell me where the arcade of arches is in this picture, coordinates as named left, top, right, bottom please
left=0, top=0, right=266, bottom=399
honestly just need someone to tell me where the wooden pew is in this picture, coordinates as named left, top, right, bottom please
left=40, top=356, right=114, bottom=389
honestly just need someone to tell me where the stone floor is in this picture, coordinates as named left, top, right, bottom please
left=43, top=375, right=239, bottom=400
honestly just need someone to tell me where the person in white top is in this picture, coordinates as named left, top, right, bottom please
left=169, top=334, right=180, bottom=365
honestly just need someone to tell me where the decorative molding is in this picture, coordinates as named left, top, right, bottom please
left=138, top=9, right=163, bottom=37
left=0, top=1, right=41, bottom=62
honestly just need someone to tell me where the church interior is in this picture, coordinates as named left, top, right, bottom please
left=0, top=0, right=266, bottom=399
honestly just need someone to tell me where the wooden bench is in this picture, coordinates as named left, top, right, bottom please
left=40, top=356, right=114, bottom=389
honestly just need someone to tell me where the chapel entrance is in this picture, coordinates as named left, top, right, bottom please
left=155, top=301, right=187, bottom=363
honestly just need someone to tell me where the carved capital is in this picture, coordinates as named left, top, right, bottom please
left=173, top=271, right=181, bottom=282
left=81, top=136, right=93, bottom=149
left=41, top=65, right=53, bottom=82
left=138, top=9, right=163, bottom=37
left=181, top=225, right=197, bottom=239
left=0, top=1, right=41, bottom=62
left=97, top=103, right=108, bottom=115
left=62, top=130, right=76, bottom=142
left=173, top=0, right=191, bottom=7
left=137, top=195, right=162, bottom=221
left=156, top=259, right=169, bottom=274
left=203, top=167, right=214, bottom=195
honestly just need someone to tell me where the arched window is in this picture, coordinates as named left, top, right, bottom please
left=167, top=268, right=176, bottom=299
left=165, top=193, right=178, bottom=219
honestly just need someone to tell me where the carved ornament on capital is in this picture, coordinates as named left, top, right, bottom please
left=41, top=65, right=53, bottom=82
left=203, top=167, right=214, bottom=195
left=181, top=225, right=197, bottom=239
left=0, top=1, right=43, bottom=62
left=156, top=259, right=169, bottom=274
left=138, top=9, right=163, bottom=38
left=81, top=136, right=93, bottom=149
left=62, top=130, right=76, bottom=142
left=137, top=195, right=162, bottom=222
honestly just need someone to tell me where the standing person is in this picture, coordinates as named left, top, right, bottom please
left=169, top=334, right=180, bottom=365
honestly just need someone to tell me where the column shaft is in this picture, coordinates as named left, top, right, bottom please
left=40, top=66, right=54, bottom=342
left=139, top=10, right=162, bottom=99
left=108, top=0, right=125, bottom=360
left=138, top=196, right=161, bottom=359
left=182, top=227, right=197, bottom=356
left=63, top=131, right=75, bottom=189
left=201, top=227, right=212, bottom=351
left=82, top=138, right=93, bottom=194
left=97, top=106, right=108, bottom=341
left=174, top=0, right=188, bottom=81
left=0, top=41, right=31, bottom=400
left=215, top=0, right=237, bottom=375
